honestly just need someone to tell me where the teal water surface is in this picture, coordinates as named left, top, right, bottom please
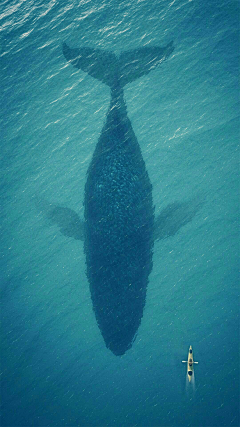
left=1, top=0, right=239, bottom=426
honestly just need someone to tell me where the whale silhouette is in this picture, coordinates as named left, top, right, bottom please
left=38, top=41, right=200, bottom=356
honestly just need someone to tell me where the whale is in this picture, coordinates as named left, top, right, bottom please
left=38, top=41, right=200, bottom=356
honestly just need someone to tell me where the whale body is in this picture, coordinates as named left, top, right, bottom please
left=61, top=41, right=175, bottom=355
left=84, top=83, right=154, bottom=356
left=38, top=43, right=199, bottom=355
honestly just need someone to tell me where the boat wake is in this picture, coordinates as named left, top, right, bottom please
left=185, top=371, right=196, bottom=399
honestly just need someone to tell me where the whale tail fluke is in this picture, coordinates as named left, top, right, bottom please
left=62, top=42, right=117, bottom=87
left=118, top=41, right=174, bottom=86
left=62, top=41, right=174, bottom=88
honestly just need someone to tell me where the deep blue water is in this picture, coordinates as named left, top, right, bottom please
left=1, top=0, right=239, bottom=426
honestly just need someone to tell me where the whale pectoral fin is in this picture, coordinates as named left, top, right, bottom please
left=50, top=206, right=84, bottom=240
left=35, top=197, right=84, bottom=241
left=154, top=198, right=201, bottom=241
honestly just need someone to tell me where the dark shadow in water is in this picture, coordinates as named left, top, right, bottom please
left=36, top=41, right=202, bottom=356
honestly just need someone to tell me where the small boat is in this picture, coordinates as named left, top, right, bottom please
left=182, top=345, right=198, bottom=382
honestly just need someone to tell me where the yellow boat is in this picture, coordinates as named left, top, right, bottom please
left=182, top=345, right=198, bottom=382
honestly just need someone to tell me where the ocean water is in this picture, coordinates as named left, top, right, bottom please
left=1, top=0, right=239, bottom=426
